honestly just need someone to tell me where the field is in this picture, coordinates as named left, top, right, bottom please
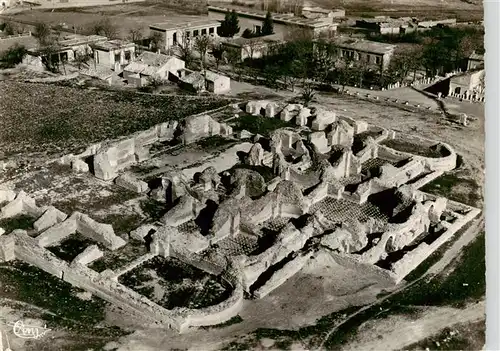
left=210, top=0, right=483, bottom=22
left=0, top=81, right=232, bottom=159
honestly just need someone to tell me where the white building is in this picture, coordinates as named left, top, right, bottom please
left=149, top=18, right=221, bottom=52
left=91, top=39, right=136, bottom=71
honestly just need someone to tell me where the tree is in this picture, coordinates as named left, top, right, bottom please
left=219, top=10, right=240, bottom=38
left=149, top=31, right=163, bottom=52
left=176, top=31, right=193, bottom=66
left=33, top=22, right=51, bottom=47
left=0, top=44, right=27, bottom=68
left=91, top=18, right=118, bottom=39
left=312, top=39, right=337, bottom=83
left=262, top=11, right=274, bottom=36
left=128, top=26, right=143, bottom=44
left=3, top=21, right=18, bottom=35
left=226, top=47, right=243, bottom=81
left=194, top=34, right=212, bottom=71
left=74, top=48, right=92, bottom=70
left=211, top=43, right=225, bottom=70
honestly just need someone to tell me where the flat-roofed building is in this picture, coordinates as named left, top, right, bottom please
left=91, top=39, right=136, bottom=71
left=221, top=33, right=284, bottom=61
left=208, top=6, right=338, bottom=39
left=467, top=51, right=484, bottom=71
left=23, top=33, right=107, bottom=69
left=149, top=18, right=221, bottom=52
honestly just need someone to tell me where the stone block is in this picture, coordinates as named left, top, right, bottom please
left=115, top=173, right=149, bottom=193
left=0, top=228, right=4, bottom=236
left=157, top=121, right=178, bottom=141
left=71, top=159, right=89, bottom=173
left=58, top=154, right=75, bottom=166
left=354, top=121, right=368, bottom=134
left=71, top=244, right=103, bottom=266
left=0, top=235, right=15, bottom=262
left=309, top=132, right=330, bottom=154
left=34, top=206, right=68, bottom=232
left=296, top=107, right=311, bottom=126
left=239, top=130, right=254, bottom=139
left=130, top=224, right=157, bottom=241
left=36, top=216, right=77, bottom=247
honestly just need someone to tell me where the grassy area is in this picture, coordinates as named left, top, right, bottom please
left=421, top=172, right=482, bottom=207
left=322, top=232, right=485, bottom=349
left=0, top=260, right=122, bottom=334
left=231, top=113, right=293, bottom=136
left=100, top=213, right=144, bottom=236
left=404, top=320, right=485, bottom=350
left=222, top=230, right=485, bottom=350
left=381, top=139, right=446, bottom=158
left=0, top=81, right=232, bottom=157
left=46, top=233, right=99, bottom=263
left=200, top=315, right=244, bottom=330
left=119, top=256, right=232, bottom=309
left=88, top=239, right=148, bottom=273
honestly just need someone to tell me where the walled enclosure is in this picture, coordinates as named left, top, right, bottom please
left=0, top=100, right=480, bottom=333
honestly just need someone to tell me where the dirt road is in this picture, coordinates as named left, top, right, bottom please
left=340, top=300, right=485, bottom=351
left=315, top=214, right=484, bottom=351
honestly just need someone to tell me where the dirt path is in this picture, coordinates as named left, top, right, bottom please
left=340, top=300, right=485, bottom=351
left=315, top=214, right=484, bottom=351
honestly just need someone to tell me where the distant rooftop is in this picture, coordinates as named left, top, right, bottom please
left=208, top=6, right=338, bottom=28
left=333, top=38, right=396, bottom=55
left=469, top=51, right=484, bottom=61
left=150, top=18, right=221, bottom=31
left=91, top=39, right=135, bottom=51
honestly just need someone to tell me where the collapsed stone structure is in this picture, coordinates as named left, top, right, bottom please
left=0, top=99, right=480, bottom=333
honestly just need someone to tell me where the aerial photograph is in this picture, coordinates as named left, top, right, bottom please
left=0, top=0, right=486, bottom=350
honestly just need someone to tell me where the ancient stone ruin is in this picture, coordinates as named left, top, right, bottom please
left=0, top=100, right=480, bottom=333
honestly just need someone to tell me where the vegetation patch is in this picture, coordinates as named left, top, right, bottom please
left=0, top=260, right=122, bottom=335
left=100, top=213, right=144, bottom=236
left=119, top=256, right=233, bottom=309
left=381, top=139, right=445, bottom=158
left=0, top=81, right=232, bottom=157
left=46, top=233, right=99, bottom=263
left=404, top=320, right=485, bottom=350
left=421, top=172, right=482, bottom=207
left=89, top=240, right=148, bottom=273
left=0, top=214, right=35, bottom=233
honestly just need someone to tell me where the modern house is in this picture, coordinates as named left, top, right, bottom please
left=22, top=33, right=107, bottom=68
left=123, top=51, right=185, bottom=87
left=467, top=51, right=484, bottom=71
left=179, top=69, right=230, bottom=94
left=221, top=33, right=284, bottom=61
left=149, top=18, right=221, bottom=52
left=448, top=69, right=484, bottom=101
left=91, top=39, right=136, bottom=71
left=331, top=38, right=396, bottom=70
left=355, top=17, right=417, bottom=35
left=208, top=6, right=339, bottom=38
left=302, top=7, right=345, bottom=19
